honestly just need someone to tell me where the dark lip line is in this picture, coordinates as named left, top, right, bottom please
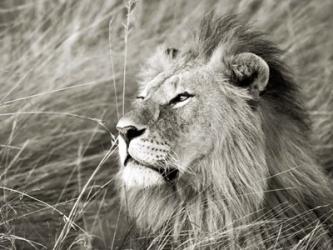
left=124, top=155, right=131, bottom=166
left=124, top=155, right=179, bottom=182
left=124, top=155, right=160, bottom=172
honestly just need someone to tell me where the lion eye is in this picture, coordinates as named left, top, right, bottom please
left=169, top=92, right=194, bottom=105
left=136, top=96, right=145, bottom=100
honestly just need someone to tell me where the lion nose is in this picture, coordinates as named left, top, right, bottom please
left=116, top=121, right=146, bottom=143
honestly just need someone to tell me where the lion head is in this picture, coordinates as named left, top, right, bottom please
left=116, top=15, right=333, bottom=249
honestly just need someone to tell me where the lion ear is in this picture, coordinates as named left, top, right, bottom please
left=228, top=52, right=270, bottom=97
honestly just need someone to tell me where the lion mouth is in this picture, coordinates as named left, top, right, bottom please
left=124, top=155, right=179, bottom=182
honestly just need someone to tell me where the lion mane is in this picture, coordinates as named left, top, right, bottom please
left=117, top=15, right=333, bottom=249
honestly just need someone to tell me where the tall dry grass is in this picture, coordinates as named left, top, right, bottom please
left=0, top=0, right=332, bottom=249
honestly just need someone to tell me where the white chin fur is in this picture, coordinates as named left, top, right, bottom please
left=118, top=136, right=127, bottom=164
left=121, top=162, right=165, bottom=189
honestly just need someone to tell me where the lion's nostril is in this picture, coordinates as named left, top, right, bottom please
left=127, top=127, right=145, bottom=141
left=117, top=125, right=146, bottom=143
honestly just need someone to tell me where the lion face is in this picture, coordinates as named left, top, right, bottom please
left=117, top=69, right=217, bottom=188
left=117, top=47, right=269, bottom=190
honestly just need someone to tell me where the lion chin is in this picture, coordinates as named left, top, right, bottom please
left=120, top=162, right=165, bottom=188
left=118, top=135, right=166, bottom=189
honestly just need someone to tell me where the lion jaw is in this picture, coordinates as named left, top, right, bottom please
left=118, top=135, right=165, bottom=189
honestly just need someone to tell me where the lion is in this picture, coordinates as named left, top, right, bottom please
left=115, top=15, right=333, bottom=249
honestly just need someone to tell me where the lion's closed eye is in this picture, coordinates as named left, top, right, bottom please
left=136, top=96, right=145, bottom=100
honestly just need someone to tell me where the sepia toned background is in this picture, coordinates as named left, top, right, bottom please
left=0, top=0, right=332, bottom=249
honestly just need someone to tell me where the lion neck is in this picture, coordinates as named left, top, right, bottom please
left=255, top=106, right=333, bottom=247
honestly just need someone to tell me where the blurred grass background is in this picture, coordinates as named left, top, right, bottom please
left=0, top=0, right=332, bottom=249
